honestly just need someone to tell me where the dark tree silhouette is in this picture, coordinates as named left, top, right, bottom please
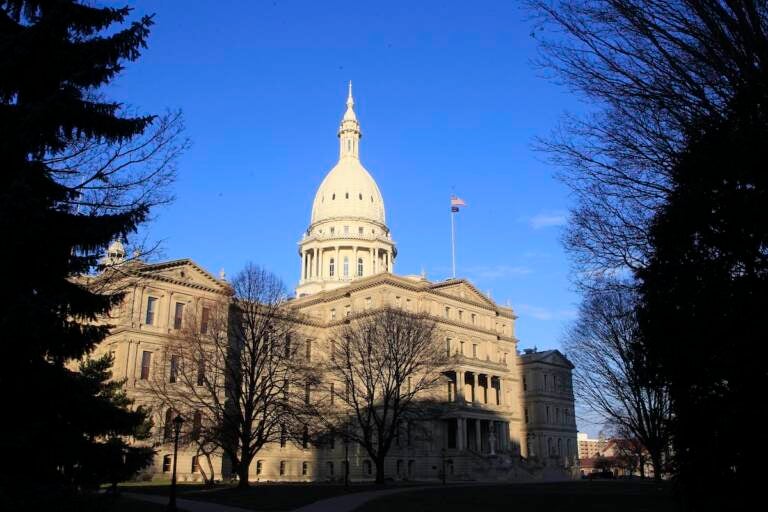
left=528, top=0, right=768, bottom=286
left=0, top=0, right=182, bottom=504
left=564, top=284, right=670, bottom=480
left=149, top=264, right=303, bottom=488
left=639, top=69, right=768, bottom=508
left=302, top=307, right=447, bottom=484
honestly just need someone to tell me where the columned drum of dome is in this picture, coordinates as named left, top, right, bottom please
left=296, top=83, right=397, bottom=297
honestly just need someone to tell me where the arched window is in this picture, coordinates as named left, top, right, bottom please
left=332, top=193, right=335, bottom=200
left=162, top=454, right=172, bottom=473
left=163, top=408, right=174, bottom=441
left=329, top=258, right=335, bottom=277
left=256, top=460, right=263, bottom=475
left=343, top=257, right=349, bottom=277
left=359, top=193, right=362, bottom=200
left=363, top=460, right=372, bottom=476
left=357, top=258, right=363, bottom=276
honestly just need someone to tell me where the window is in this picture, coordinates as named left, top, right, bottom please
left=145, top=297, right=157, bottom=325
left=330, top=308, right=336, bottom=320
left=327, top=461, right=334, bottom=476
left=256, top=460, right=263, bottom=475
left=305, top=339, right=312, bottom=361
left=280, top=425, right=287, bottom=447
left=503, top=352, right=508, bottom=365
left=556, top=408, right=561, bottom=424
left=174, top=302, right=184, bottom=329
left=525, top=407, right=529, bottom=423
left=305, top=382, right=311, bottom=404
left=344, top=304, right=350, bottom=317
left=523, top=375, right=527, bottom=391
left=357, top=258, right=363, bottom=276
left=279, top=460, right=286, bottom=476
left=191, top=455, right=199, bottom=473
left=345, top=192, right=349, bottom=199
left=358, top=226, right=363, bottom=234
left=343, top=257, right=349, bottom=277
left=471, top=313, right=476, bottom=324
left=458, top=310, right=463, bottom=321
left=332, top=194, right=335, bottom=200
left=162, top=454, right=172, bottom=473
left=446, top=338, right=451, bottom=357
left=302, top=461, right=309, bottom=476
left=330, top=382, right=335, bottom=404
left=330, top=226, right=335, bottom=234
left=302, top=425, right=309, bottom=448
left=163, top=408, right=174, bottom=441
left=444, top=306, right=450, bottom=318
left=395, top=296, right=401, bottom=307
left=459, top=340, right=465, bottom=356
left=472, top=344, right=478, bottom=358
left=359, top=193, right=362, bottom=200
left=546, top=406, right=551, bottom=423
left=365, top=297, right=371, bottom=309
left=191, top=411, right=202, bottom=440
left=363, top=460, right=372, bottom=476
left=330, top=340, right=336, bottom=360
left=169, top=354, right=179, bottom=383
left=200, top=307, right=210, bottom=334
left=196, top=357, right=205, bottom=386
left=344, top=225, right=349, bottom=234
left=406, top=298, right=412, bottom=310
left=544, top=374, right=548, bottom=390
left=140, top=351, right=152, bottom=380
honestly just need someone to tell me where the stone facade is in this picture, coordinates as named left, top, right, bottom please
left=90, top=85, right=577, bottom=483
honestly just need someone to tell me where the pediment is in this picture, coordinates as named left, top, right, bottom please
left=525, top=349, right=575, bottom=369
left=140, top=259, right=229, bottom=293
left=430, top=279, right=496, bottom=308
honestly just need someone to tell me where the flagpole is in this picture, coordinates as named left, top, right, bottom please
left=450, top=209, right=456, bottom=278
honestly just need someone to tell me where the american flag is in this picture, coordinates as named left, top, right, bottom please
left=450, top=195, right=466, bottom=212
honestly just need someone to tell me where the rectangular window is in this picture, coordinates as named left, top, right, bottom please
left=344, top=305, right=350, bottom=317
left=140, top=351, right=152, bottom=380
left=472, top=344, right=478, bottom=358
left=279, top=460, right=286, bottom=475
left=305, top=339, right=312, bottom=361
left=145, top=297, right=157, bottom=325
left=330, top=339, right=336, bottom=360
left=458, top=310, right=463, bottom=321
left=169, top=354, right=179, bottom=383
left=471, top=313, right=476, bottom=324
left=523, top=375, right=527, bottom=391
left=200, top=307, right=210, bottom=334
left=174, top=302, right=184, bottom=329
left=330, top=309, right=336, bottom=320
left=256, top=460, right=263, bottom=475
left=302, top=461, right=309, bottom=475
left=280, top=425, right=287, bottom=448
left=365, top=297, right=372, bottom=309
left=446, top=338, right=451, bottom=357
left=191, top=455, right=199, bottom=473
left=460, top=340, right=465, bottom=356
left=330, top=382, right=335, bottom=404
left=444, top=306, right=450, bottom=318
left=196, top=357, right=205, bottom=386
left=546, top=406, right=550, bottom=423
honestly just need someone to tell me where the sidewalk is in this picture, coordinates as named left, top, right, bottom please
left=290, top=485, right=433, bottom=512
left=123, top=491, right=256, bottom=512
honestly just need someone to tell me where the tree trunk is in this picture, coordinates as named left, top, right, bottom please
left=375, top=457, right=386, bottom=484
left=237, top=462, right=250, bottom=488
left=205, top=453, right=216, bottom=486
left=650, top=452, right=663, bottom=482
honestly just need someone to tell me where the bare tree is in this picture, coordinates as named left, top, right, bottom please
left=527, top=0, right=768, bottom=284
left=303, top=307, right=447, bottom=484
left=149, top=263, right=302, bottom=488
left=563, top=283, right=670, bottom=480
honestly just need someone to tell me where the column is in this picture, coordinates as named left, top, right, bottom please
left=317, top=248, right=323, bottom=279
left=472, top=372, right=478, bottom=403
left=301, top=251, right=306, bottom=280
left=457, top=417, right=465, bottom=450
left=353, top=246, right=358, bottom=277
left=497, top=377, right=503, bottom=406
left=372, top=248, right=377, bottom=274
left=456, top=370, right=464, bottom=402
left=474, top=419, right=481, bottom=452
left=335, top=247, right=340, bottom=280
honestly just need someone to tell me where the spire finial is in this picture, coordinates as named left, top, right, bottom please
left=347, top=80, right=354, bottom=108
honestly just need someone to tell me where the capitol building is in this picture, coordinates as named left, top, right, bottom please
left=93, top=85, right=577, bottom=482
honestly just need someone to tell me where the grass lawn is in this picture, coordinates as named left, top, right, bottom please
left=355, top=481, right=681, bottom=512
left=122, top=481, right=434, bottom=511
left=107, top=495, right=179, bottom=512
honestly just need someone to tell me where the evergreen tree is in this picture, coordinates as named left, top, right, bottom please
left=638, top=73, right=768, bottom=509
left=0, top=0, right=158, bottom=502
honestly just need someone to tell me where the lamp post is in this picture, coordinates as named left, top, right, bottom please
left=168, top=414, right=184, bottom=512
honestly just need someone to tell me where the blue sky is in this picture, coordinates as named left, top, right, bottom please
left=105, top=0, right=586, bottom=375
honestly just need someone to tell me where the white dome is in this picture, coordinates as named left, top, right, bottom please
left=311, top=158, right=385, bottom=225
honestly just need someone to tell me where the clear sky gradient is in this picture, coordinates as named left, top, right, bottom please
left=104, top=1, right=586, bottom=364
